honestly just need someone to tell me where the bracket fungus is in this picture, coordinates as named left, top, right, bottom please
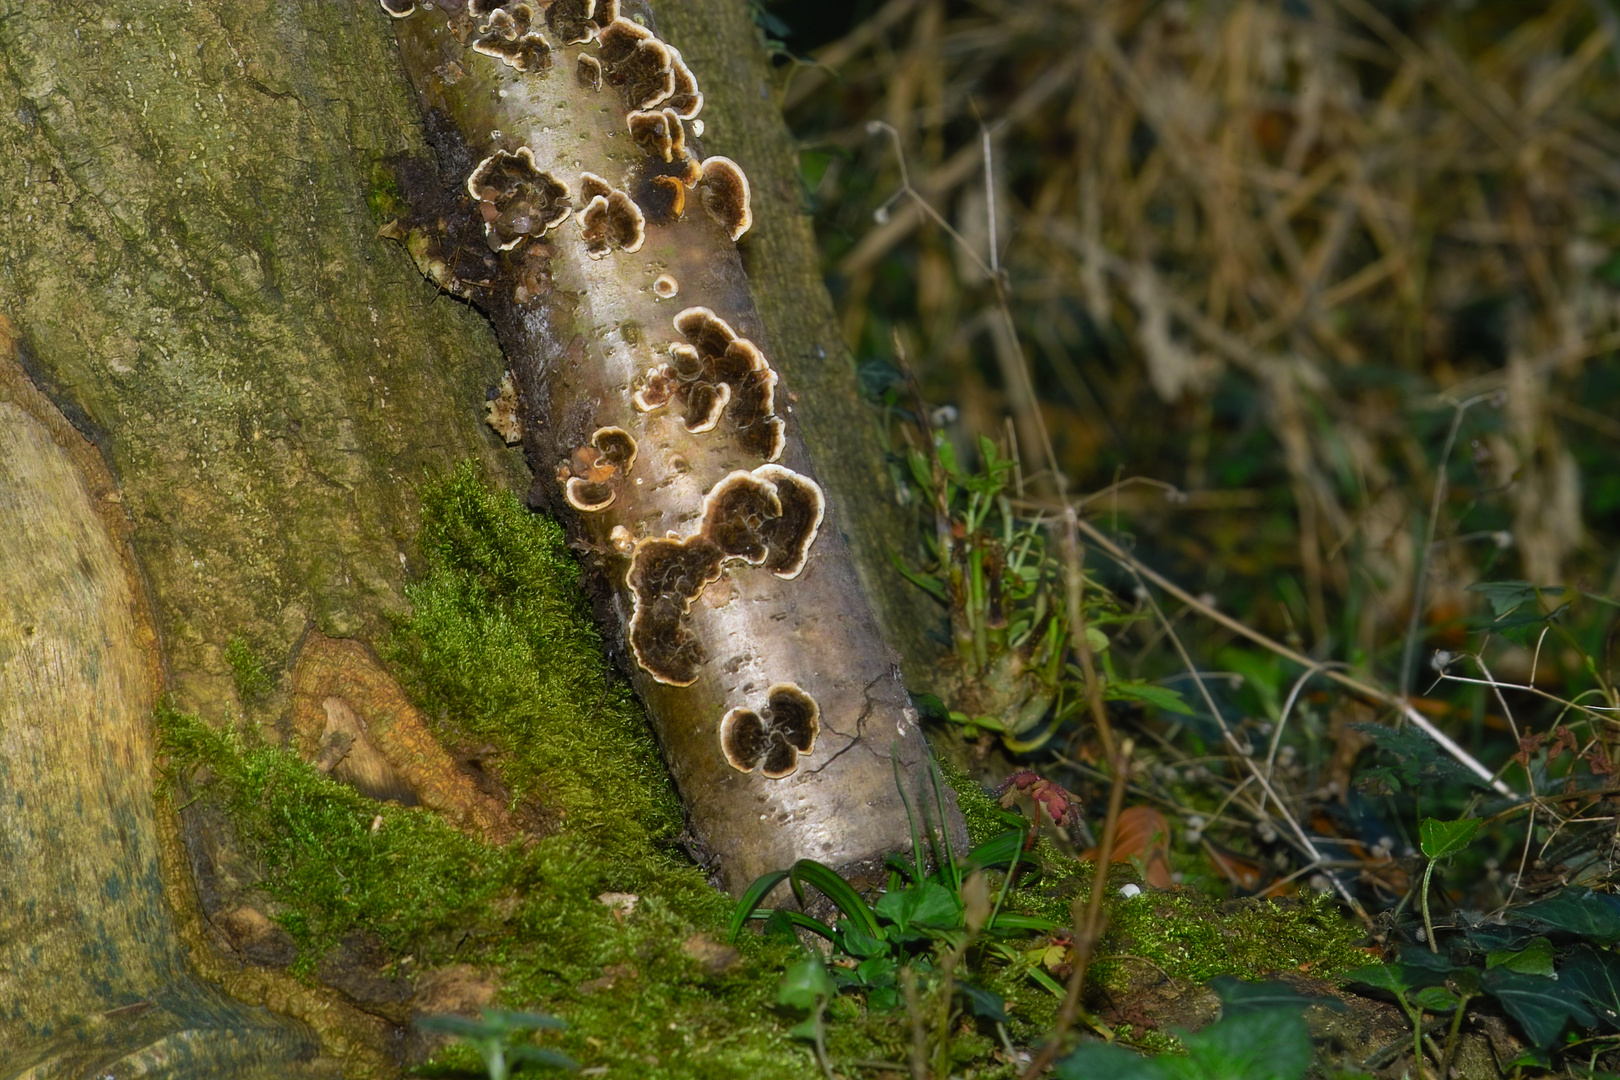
left=575, top=52, right=602, bottom=90
left=579, top=188, right=646, bottom=258
left=628, top=108, right=686, bottom=164
left=380, top=0, right=416, bottom=18
left=626, top=466, right=822, bottom=686
left=560, top=426, right=638, bottom=513
left=467, top=147, right=571, bottom=251
left=545, top=0, right=598, bottom=46
left=469, top=2, right=553, bottom=73
left=634, top=307, right=784, bottom=460
left=388, top=0, right=963, bottom=894
left=662, top=47, right=703, bottom=120
left=599, top=18, right=676, bottom=111
left=696, top=157, right=752, bottom=242
left=721, top=684, right=820, bottom=779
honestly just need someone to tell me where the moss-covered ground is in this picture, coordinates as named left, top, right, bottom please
left=155, top=465, right=1373, bottom=1078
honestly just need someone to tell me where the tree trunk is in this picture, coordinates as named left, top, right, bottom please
left=0, top=1, right=947, bottom=1074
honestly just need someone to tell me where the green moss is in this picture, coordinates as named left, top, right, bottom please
left=1099, top=872, right=1369, bottom=987
left=387, top=462, right=684, bottom=861
left=154, top=465, right=870, bottom=1078
left=225, top=636, right=273, bottom=703
left=157, top=465, right=1370, bottom=1076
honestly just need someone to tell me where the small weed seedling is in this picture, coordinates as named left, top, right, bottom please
left=415, top=1009, right=578, bottom=1078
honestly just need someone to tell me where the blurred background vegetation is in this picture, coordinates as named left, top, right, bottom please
left=758, top=0, right=1620, bottom=908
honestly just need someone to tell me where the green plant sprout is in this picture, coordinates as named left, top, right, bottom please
left=896, top=431, right=1187, bottom=750
left=776, top=958, right=836, bottom=1080
left=415, top=1009, right=579, bottom=1078
left=1418, top=816, right=1479, bottom=954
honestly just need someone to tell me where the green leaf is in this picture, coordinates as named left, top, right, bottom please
left=957, top=982, right=1010, bottom=1023
left=988, top=912, right=1060, bottom=934
left=962, top=828, right=1026, bottom=871
left=790, top=859, right=881, bottom=938
left=1560, top=945, right=1620, bottom=1032
left=838, top=919, right=889, bottom=959
left=1480, top=967, right=1597, bottom=1047
left=1054, top=1043, right=1165, bottom=1080
left=1056, top=1009, right=1313, bottom=1080
left=855, top=955, right=898, bottom=988
left=1210, top=976, right=1343, bottom=1017
left=416, top=1014, right=496, bottom=1039
left=1106, top=679, right=1193, bottom=715
left=1509, top=889, right=1620, bottom=943
left=1410, top=985, right=1461, bottom=1011
left=1341, top=963, right=1412, bottom=996
left=1171, top=1008, right=1313, bottom=1080
left=729, top=869, right=790, bottom=942
left=505, top=1045, right=581, bottom=1072
left=1419, top=817, right=1480, bottom=860
left=1487, top=937, right=1555, bottom=976
left=875, top=880, right=962, bottom=933
left=1466, top=580, right=1547, bottom=619
left=778, top=958, right=835, bottom=1010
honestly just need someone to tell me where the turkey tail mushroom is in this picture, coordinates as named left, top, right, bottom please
left=384, top=1, right=961, bottom=894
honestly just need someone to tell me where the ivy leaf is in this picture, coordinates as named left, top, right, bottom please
left=1420, top=817, right=1480, bottom=860
left=1486, top=937, right=1556, bottom=977
left=1507, top=889, right=1620, bottom=944
left=1342, top=963, right=1411, bottom=996
left=1466, top=580, right=1547, bottom=619
left=1560, top=946, right=1620, bottom=1032
left=1480, top=967, right=1597, bottom=1047
left=957, top=981, right=1010, bottom=1023
left=778, top=958, right=834, bottom=1010
left=1170, top=1008, right=1313, bottom=1080
left=875, top=880, right=961, bottom=933
left=1210, top=976, right=1343, bottom=1017
left=1410, top=985, right=1461, bottom=1011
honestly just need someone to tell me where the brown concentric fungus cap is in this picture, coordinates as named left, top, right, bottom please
left=590, top=426, right=637, bottom=472
left=579, top=189, right=646, bottom=258
left=626, top=535, right=727, bottom=686
left=596, top=14, right=651, bottom=67
left=681, top=380, right=730, bottom=434
left=591, top=0, right=620, bottom=28
left=640, top=174, right=688, bottom=223
left=653, top=274, right=679, bottom=300
left=702, top=470, right=783, bottom=565
left=632, top=366, right=676, bottom=412
left=697, top=157, right=752, bottom=242
left=379, top=0, right=416, bottom=17
left=627, top=109, right=685, bottom=164
left=546, top=0, right=597, bottom=44
left=659, top=308, right=785, bottom=461
left=616, top=38, right=676, bottom=111
left=720, top=683, right=820, bottom=779
left=663, top=47, right=703, bottom=120
left=466, top=148, right=571, bottom=251
left=579, top=171, right=613, bottom=204
left=470, top=3, right=553, bottom=73
left=565, top=476, right=616, bottom=513
left=576, top=53, right=603, bottom=90
left=752, top=465, right=825, bottom=578
left=673, top=306, right=737, bottom=358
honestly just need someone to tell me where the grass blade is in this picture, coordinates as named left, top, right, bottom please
left=729, top=869, right=791, bottom=942
left=791, top=859, right=881, bottom=937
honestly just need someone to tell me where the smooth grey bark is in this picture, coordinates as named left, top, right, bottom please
left=388, top=1, right=961, bottom=895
